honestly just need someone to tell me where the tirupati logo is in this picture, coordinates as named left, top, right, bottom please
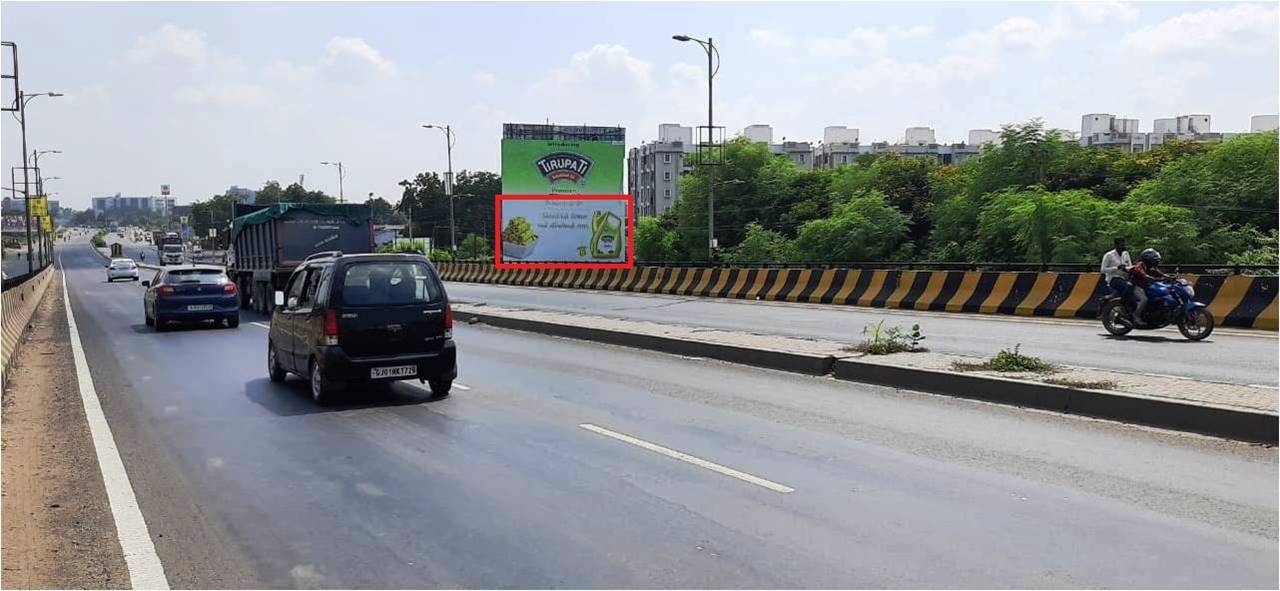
left=535, top=152, right=594, bottom=184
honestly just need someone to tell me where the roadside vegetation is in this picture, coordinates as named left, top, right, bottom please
left=90, top=230, right=106, bottom=248
left=1043, top=377, right=1117, bottom=390
left=953, top=344, right=1056, bottom=373
left=848, top=320, right=927, bottom=354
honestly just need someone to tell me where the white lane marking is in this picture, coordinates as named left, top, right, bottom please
left=578, top=423, right=795, bottom=494
left=62, top=269, right=171, bottom=589
left=453, top=382, right=472, bottom=391
left=250, top=322, right=271, bottom=329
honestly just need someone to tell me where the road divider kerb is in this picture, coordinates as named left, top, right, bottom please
left=457, top=304, right=1277, bottom=444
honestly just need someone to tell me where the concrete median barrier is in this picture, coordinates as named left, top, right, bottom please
left=437, top=263, right=1278, bottom=331
left=456, top=303, right=1277, bottom=444
left=2, top=265, right=56, bottom=385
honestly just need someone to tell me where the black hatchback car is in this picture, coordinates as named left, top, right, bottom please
left=266, top=252, right=457, bottom=403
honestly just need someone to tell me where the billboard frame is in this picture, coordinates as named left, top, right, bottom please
left=494, top=194, right=634, bottom=270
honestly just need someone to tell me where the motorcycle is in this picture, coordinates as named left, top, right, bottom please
left=1100, top=276, right=1214, bottom=340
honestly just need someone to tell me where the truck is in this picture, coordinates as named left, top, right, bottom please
left=227, top=203, right=374, bottom=314
left=152, top=230, right=165, bottom=246
left=160, top=232, right=183, bottom=265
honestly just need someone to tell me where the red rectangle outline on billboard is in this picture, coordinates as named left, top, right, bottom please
left=494, top=194, right=635, bottom=270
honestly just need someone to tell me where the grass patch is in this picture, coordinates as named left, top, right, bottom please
left=1043, top=377, right=1117, bottom=390
left=847, top=320, right=927, bottom=355
left=952, top=344, right=1056, bottom=373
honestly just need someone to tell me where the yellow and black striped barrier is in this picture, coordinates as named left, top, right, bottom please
left=436, top=263, right=1278, bottom=331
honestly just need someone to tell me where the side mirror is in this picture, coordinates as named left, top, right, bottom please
left=142, top=281, right=150, bottom=287
left=287, top=296, right=299, bottom=309
left=274, top=291, right=285, bottom=307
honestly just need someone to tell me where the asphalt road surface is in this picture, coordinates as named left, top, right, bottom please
left=448, top=283, right=1279, bottom=386
left=58, top=240, right=1278, bottom=588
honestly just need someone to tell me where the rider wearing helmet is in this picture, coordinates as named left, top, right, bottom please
left=1129, top=248, right=1168, bottom=326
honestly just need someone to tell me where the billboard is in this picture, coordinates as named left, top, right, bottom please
left=29, top=195, right=48, bottom=218
left=494, top=194, right=633, bottom=269
left=500, top=139, right=624, bottom=195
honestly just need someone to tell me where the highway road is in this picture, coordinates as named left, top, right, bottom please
left=58, top=239, right=1277, bottom=588
left=448, top=283, right=1280, bottom=386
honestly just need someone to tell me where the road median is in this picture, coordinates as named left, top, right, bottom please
left=454, top=303, right=1277, bottom=444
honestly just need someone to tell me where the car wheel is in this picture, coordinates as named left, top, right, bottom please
left=310, top=360, right=335, bottom=404
left=155, top=316, right=168, bottom=332
left=428, top=379, right=452, bottom=398
left=226, top=315, right=240, bottom=328
left=267, top=341, right=287, bottom=382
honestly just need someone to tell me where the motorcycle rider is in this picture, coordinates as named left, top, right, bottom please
left=1129, top=248, right=1168, bottom=326
left=1100, top=237, right=1131, bottom=297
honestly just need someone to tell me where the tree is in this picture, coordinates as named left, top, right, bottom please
left=367, top=197, right=407, bottom=224
left=967, top=119, right=1072, bottom=198
left=722, top=221, right=796, bottom=263
left=1127, top=131, right=1279, bottom=231
left=634, top=216, right=682, bottom=261
left=255, top=181, right=285, bottom=206
left=457, top=233, right=491, bottom=259
left=671, top=137, right=775, bottom=257
left=866, top=153, right=938, bottom=243
left=281, top=183, right=336, bottom=204
left=976, top=188, right=1110, bottom=264
left=793, top=191, right=909, bottom=262
left=398, top=169, right=500, bottom=248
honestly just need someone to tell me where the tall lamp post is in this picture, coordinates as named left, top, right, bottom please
left=672, top=33, right=719, bottom=261
left=320, top=161, right=345, bottom=203
left=421, top=124, right=456, bottom=250
left=13, top=89, right=63, bottom=273
left=32, top=149, right=60, bottom=195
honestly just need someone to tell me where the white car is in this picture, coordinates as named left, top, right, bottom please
left=107, top=258, right=139, bottom=282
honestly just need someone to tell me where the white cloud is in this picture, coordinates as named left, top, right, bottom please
left=748, top=29, right=794, bottom=49
left=318, top=36, right=397, bottom=80
left=1124, top=3, right=1279, bottom=55
left=956, top=16, right=1066, bottom=53
left=265, top=36, right=396, bottom=86
left=174, top=82, right=271, bottom=107
left=130, top=24, right=210, bottom=66
left=1072, top=1, right=1139, bottom=23
left=473, top=71, right=497, bottom=86
left=129, top=24, right=243, bottom=74
left=531, top=44, right=654, bottom=97
left=807, top=25, right=934, bottom=59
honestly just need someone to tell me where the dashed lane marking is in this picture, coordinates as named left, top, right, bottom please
left=250, top=322, right=271, bottom=329
left=578, top=423, right=795, bottom=494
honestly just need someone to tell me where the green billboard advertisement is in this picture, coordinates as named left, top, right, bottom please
left=501, top=139, right=625, bottom=194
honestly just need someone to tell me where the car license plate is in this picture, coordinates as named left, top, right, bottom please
left=371, top=365, right=417, bottom=379
left=187, top=304, right=213, bottom=311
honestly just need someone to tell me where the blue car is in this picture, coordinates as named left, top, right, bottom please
left=143, top=265, right=240, bottom=331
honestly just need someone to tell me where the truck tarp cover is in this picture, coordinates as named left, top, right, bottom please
left=232, top=203, right=372, bottom=262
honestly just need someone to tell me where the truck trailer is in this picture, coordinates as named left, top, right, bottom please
left=227, top=203, right=374, bottom=314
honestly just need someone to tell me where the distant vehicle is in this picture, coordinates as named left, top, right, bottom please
left=228, top=203, right=374, bottom=316
left=152, top=230, right=165, bottom=246
left=106, top=258, right=139, bottom=282
left=159, top=233, right=183, bottom=265
left=142, top=265, right=240, bottom=331
left=266, top=252, right=455, bottom=404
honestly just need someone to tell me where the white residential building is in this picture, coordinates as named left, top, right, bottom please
left=1251, top=115, right=1279, bottom=132
left=628, top=124, right=695, bottom=217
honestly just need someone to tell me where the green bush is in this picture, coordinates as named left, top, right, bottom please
left=91, top=230, right=107, bottom=248
left=429, top=249, right=454, bottom=262
left=953, top=344, right=1056, bottom=373
left=849, top=320, right=927, bottom=354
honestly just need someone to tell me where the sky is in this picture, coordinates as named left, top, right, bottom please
left=2, top=1, right=1277, bottom=210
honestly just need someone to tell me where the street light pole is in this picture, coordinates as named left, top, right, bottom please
left=673, top=34, right=719, bottom=261
left=32, top=149, right=60, bottom=196
left=320, top=161, right=345, bottom=203
left=422, top=124, right=456, bottom=250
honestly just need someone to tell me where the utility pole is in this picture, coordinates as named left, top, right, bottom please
left=422, top=124, right=456, bottom=250
left=673, top=34, right=720, bottom=261
left=320, top=161, right=345, bottom=203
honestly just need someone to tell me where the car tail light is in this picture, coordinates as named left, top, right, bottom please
left=157, top=285, right=174, bottom=296
left=444, top=303, right=453, bottom=338
left=324, top=309, right=340, bottom=345
left=223, top=283, right=238, bottom=294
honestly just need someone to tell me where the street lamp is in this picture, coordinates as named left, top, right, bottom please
left=672, top=33, right=720, bottom=261
left=320, top=161, right=345, bottom=203
left=421, top=124, right=457, bottom=250
left=13, top=91, right=62, bottom=273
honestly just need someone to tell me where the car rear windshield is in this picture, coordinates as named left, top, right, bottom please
left=165, top=269, right=227, bottom=284
left=341, top=262, right=440, bottom=306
